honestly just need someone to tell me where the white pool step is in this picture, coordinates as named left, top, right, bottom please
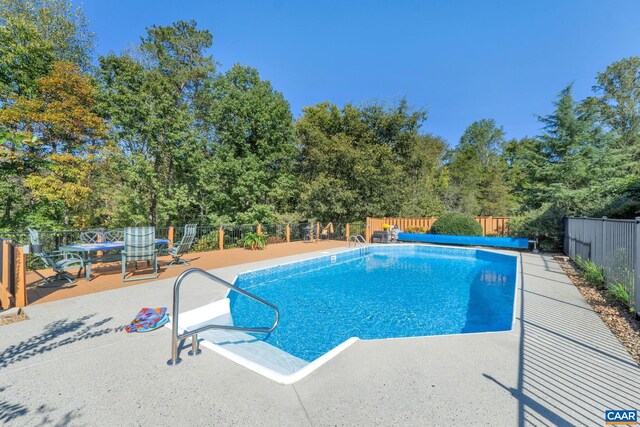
left=166, top=299, right=358, bottom=384
left=190, top=317, right=309, bottom=375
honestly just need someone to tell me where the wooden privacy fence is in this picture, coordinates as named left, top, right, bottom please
left=564, top=216, right=639, bottom=313
left=365, top=216, right=510, bottom=241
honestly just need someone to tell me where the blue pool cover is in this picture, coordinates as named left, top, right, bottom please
left=397, top=232, right=529, bottom=249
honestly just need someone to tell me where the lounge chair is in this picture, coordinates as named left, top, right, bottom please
left=121, top=227, right=158, bottom=282
left=167, top=224, right=197, bottom=266
left=28, top=228, right=84, bottom=287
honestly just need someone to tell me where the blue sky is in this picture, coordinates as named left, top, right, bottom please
left=82, top=0, right=640, bottom=146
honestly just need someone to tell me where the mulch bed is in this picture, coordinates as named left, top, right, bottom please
left=557, top=258, right=640, bottom=365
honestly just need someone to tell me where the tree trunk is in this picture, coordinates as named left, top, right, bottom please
left=149, top=191, right=157, bottom=226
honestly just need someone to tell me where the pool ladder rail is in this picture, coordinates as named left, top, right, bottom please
left=167, top=268, right=279, bottom=366
left=348, top=234, right=370, bottom=256
left=348, top=234, right=367, bottom=247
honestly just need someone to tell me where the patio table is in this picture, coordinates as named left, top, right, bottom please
left=59, top=239, right=170, bottom=282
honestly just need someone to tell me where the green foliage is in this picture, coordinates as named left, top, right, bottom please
left=1, top=1, right=640, bottom=240
left=240, top=232, right=268, bottom=250
left=444, top=119, right=513, bottom=216
left=430, top=212, right=483, bottom=236
left=191, top=231, right=218, bottom=252
left=0, top=0, right=93, bottom=100
left=606, top=283, right=631, bottom=306
left=405, top=225, right=427, bottom=233
left=97, top=20, right=215, bottom=226
left=509, top=85, right=618, bottom=216
left=590, top=57, right=640, bottom=151
left=574, top=256, right=605, bottom=287
left=236, top=204, right=278, bottom=225
left=508, top=204, right=565, bottom=249
left=199, top=64, right=298, bottom=222
left=296, top=100, right=444, bottom=223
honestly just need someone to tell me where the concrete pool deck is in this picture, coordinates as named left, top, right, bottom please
left=1, top=249, right=639, bottom=426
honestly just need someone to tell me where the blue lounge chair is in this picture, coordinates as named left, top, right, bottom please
left=28, top=229, right=84, bottom=287
left=167, top=224, right=197, bottom=266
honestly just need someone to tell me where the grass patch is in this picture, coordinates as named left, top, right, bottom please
left=574, top=255, right=605, bottom=287
left=606, top=283, right=631, bottom=307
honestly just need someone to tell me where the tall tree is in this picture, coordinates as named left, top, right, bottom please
left=0, top=0, right=96, bottom=229
left=296, top=100, right=431, bottom=222
left=521, top=85, right=616, bottom=215
left=0, top=62, right=106, bottom=227
left=198, top=64, right=298, bottom=224
left=0, top=0, right=93, bottom=101
left=445, top=119, right=512, bottom=215
left=98, top=20, right=215, bottom=225
left=399, top=134, right=447, bottom=216
left=590, top=57, right=640, bottom=151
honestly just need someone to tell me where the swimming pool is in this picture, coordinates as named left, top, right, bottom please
left=229, top=245, right=518, bottom=362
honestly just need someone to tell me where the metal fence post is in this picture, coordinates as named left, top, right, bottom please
left=635, top=218, right=640, bottom=316
left=601, top=216, right=607, bottom=268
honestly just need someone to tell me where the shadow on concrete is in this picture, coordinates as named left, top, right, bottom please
left=486, top=254, right=640, bottom=426
left=0, top=314, right=126, bottom=370
left=0, top=386, right=27, bottom=424
left=0, top=385, right=82, bottom=426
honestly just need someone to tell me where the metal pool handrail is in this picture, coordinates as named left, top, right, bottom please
left=349, top=235, right=367, bottom=247
left=167, top=268, right=279, bottom=366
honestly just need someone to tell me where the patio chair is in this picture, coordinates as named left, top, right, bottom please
left=80, top=230, right=102, bottom=244
left=320, top=222, right=334, bottom=240
left=167, top=224, right=197, bottom=266
left=103, top=229, right=123, bottom=242
left=121, top=227, right=158, bottom=282
left=28, top=228, right=84, bottom=288
left=303, top=224, right=315, bottom=242
left=98, top=229, right=125, bottom=262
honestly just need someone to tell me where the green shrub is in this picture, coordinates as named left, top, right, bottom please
left=575, top=255, right=605, bottom=287
left=240, top=232, right=268, bottom=250
left=508, top=204, right=565, bottom=251
left=430, top=213, right=482, bottom=236
left=606, top=283, right=631, bottom=306
left=191, top=231, right=218, bottom=252
left=406, top=225, right=427, bottom=234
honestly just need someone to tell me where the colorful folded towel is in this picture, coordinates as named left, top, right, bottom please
left=125, top=307, right=169, bottom=333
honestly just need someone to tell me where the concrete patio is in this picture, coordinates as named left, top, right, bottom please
left=1, top=249, right=639, bottom=426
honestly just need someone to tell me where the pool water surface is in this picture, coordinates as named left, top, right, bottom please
left=229, top=245, right=517, bottom=362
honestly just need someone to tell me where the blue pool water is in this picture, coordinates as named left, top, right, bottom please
left=228, top=245, right=517, bottom=362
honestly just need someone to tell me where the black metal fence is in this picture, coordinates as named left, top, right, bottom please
left=0, top=222, right=356, bottom=274
left=564, top=216, right=639, bottom=312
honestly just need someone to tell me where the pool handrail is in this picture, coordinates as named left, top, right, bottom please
left=168, top=267, right=279, bottom=366
left=349, top=235, right=367, bottom=247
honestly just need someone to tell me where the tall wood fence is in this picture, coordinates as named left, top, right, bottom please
left=564, top=216, right=639, bottom=313
left=365, top=216, right=510, bottom=241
